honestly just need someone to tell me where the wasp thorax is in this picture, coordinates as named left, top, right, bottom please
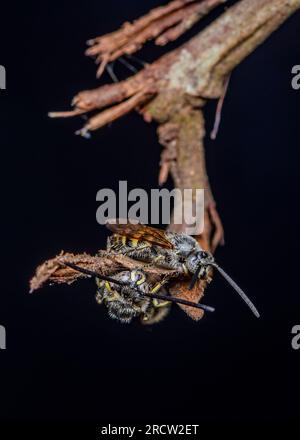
left=95, top=270, right=152, bottom=324
left=186, top=251, right=214, bottom=277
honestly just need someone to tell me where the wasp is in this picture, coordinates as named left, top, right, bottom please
left=105, top=220, right=260, bottom=318
left=95, top=269, right=171, bottom=324
left=60, top=261, right=215, bottom=325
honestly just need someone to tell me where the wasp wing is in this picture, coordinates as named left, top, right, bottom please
left=106, top=220, right=174, bottom=249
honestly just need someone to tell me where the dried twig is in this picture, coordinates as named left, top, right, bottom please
left=210, top=74, right=230, bottom=140
left=41, top=0, right=300, bottom=315
left=49, top=0, right=300, bottom=251
left=86, top=0, right=227, bottom=78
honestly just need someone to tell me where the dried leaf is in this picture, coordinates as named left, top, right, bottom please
left=29, top=250, right=179, bottom=293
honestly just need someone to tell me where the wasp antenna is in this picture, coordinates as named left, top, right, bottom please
left=60, top=261, right=215, bottom=313
left=213, top=264, right=260, bottom=318
left=59, top=261, right=126, bottom=287
left=60, top=261, right=98, bottom=277
left=148, top=291, right=215, bottom=313
left=189, top=264, right=202, bottom=290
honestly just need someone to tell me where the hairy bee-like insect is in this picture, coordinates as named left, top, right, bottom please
left=106, top=220, right=260, bottom=318
left=95, top=269, right=171, bottom=324
left=61, top=262, right=215, bottom=324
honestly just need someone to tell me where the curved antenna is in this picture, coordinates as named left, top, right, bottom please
left=59, top=261, right=215, bottom=313
left=212, top=263, right=260, bottom=318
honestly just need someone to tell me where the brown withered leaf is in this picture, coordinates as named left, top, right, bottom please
left=168, top=268, right=213, bottom=321
left=29, top=250, right=212, bottom=321
left=29, top=250, right=179, bottom=293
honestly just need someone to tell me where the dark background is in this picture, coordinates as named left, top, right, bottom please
left=1, top=0, right=300, bottom=431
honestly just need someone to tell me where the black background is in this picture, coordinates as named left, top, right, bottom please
left=1, top=0, right=300, bottom=431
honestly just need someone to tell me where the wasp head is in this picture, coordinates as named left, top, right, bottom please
left=186, top=250, right=214, bottom=278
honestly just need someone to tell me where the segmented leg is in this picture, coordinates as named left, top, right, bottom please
left=141, top=303, right=171, bottom=325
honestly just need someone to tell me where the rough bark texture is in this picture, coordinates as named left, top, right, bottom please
left=85, top=0, right=226, bottom=78
left=50, top=0, right=300, bottom=253
left=38, top=0, right=300, bottom=320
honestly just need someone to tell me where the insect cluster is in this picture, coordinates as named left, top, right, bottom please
left=60, top=221, right=260, bottom=325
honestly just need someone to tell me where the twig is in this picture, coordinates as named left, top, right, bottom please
left=86, top=0, right=227, bottom=78
left=210, top=74, right=230, bottom=140
left=48, top=0, right=300, bottom=253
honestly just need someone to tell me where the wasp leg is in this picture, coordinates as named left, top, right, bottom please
left=140, top=282, right=172, bottom=324
left=141, top=303, right=171, bottom=325
left=95, top=291, right=104, bottom=305
left=150, top=250, right=185, bottom=272
left=138, top=254, right=166, bottom=270
left=152, top=298, right=170, bottom=308
left=95, top=278, right=121, bottom=305
left=151, top=282, right=172, bottom=308
left=122, top=244, right=152, bottom=258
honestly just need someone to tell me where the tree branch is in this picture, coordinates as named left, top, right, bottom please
left=32, top=0, right=300, bottom=320
left=48, top=0, right=300, bottom=254
left=85, top=0, right=226, bottom=78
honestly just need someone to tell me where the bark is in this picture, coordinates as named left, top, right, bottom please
left=49, top=0, right=300, bottom=252
left=85, top=0, right=226, bottom=78
left=35, top=0, right=300, bottom=320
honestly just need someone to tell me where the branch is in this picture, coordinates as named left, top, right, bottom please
left=85, top=0, right=226, bottom=78
left=154, top=104, right=224, bottom=251
left=49, top=0, right=300, bottom=253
